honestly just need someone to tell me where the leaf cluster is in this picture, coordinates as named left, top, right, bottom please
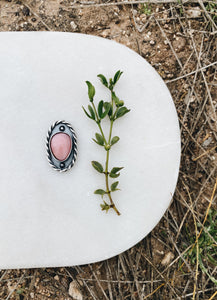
left=140, top=3, right=152, bottom=15
left=83, top=70, right=130, bottom=125
left=92, top=161, right=123, bottom=179
left=100, top=201, right=110, bottom=213
left=98, top=70, right=123, bottom=91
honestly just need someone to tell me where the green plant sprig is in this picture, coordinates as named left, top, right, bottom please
left=82, top=70, right=130, bottom=216
left=180, top=209, right=217, bottom=285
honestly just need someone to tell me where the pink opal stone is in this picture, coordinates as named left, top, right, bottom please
left=50, top=133, right=72, bottom=161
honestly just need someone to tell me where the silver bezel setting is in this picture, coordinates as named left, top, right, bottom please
left=46, top=120, right=77, bottom=172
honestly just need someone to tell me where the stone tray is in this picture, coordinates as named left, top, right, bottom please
left=0, top=32, right=180, bottom=269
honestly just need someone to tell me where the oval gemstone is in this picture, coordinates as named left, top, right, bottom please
left=50, top=133, right=72, bottom=161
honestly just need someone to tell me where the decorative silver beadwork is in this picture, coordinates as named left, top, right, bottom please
left=46, top=120, right=77, bottom=172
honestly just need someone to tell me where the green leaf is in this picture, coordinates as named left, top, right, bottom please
left=199, top=255, right=217, bottom=285
left=111, top=91, right=120, bottom=107
left=111, top=167, right=124, bottom=174
left=101, top=102, right=110, bottom=118
left=98, top=100, right=110, bottom=119
left=92, top=161, right=104, bottom=173
left=116, top=106, right=130, bottom=119
left=100, top=201, right=110, bottom=212
left=104, top=102, right=113, bottom=117
left=111, top=136, right=120, bottom=146
left=113, top=70, right=123, bottom=85
left=98, top=100, right=104, bottom=118
left=86, top=81, right=95, bottom=102
left=109, top=167, right=123, bottom=178
left=94, top=189, right=106, bottom=196
left=95, top=133, right=104, bottom=145
left=110, top=167, right=123, bottom=178
left=88, top=105, right=95, bottom=120
left=207, top=253, right=217, bottom=266
left=92, top=139, right=104, bottom=146
left=111, top=181, right=119, bottom=191
left=97, top=74, right=108, bottom=87
left=82, top=106, right=94, bottom=120
left=109, top=173, right=120, bottom=178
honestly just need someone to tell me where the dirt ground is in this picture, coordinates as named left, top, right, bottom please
left=0, top=0, right=217, bottom=299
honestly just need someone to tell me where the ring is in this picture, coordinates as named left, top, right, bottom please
left=46, top=120, right=77, bottom=172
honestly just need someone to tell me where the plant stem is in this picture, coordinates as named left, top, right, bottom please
left=85, top=72, right=128, bottom=216
left=104, top=99, right=120, bottom=215
left=93, top=99, right=120, bottom=215
left=105, top=150, right=120, bottom=216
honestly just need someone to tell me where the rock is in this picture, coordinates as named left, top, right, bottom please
left=202, top=137, right=212, bottom=147
left=172, top=37, right=186, bottom=53
left=70, top=21, right=78, bottom=31
left=132, top=9, right=137, bottom=16
left=68, top=281, right=83, bottom=300
left=22, top=6, right=30, bottom=16
left=140, top=13, right=147, bottom=23
left=143, top=32, right=151, bottom=42
left=187, top=7, right=201, bottom=18
left=184, top=94, right=195, bottom=105
left=167, top=73, right=174, bottom=79
left=101, top=30, right=109, bottom=38
left=50, top=133, right=72, bottom=161
left=161, top=252, right=174, bottom=266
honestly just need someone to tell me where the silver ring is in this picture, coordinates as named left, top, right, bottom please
left=46, top=120, right=77, bottom=172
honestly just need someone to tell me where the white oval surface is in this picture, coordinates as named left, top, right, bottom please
left=0, top=32, right=180, bottom=269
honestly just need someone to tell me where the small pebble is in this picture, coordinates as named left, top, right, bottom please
left=172, top=37, right=186, bottom=53
left=187, top=7, right=201, bottom=18
left=54, top=275, right=59, bottom=281
left=202, top=137, right=212, bottom=147
left=140, top=13, right=147, bottom=23
left=132, top=9, right=137, bottom=16
left=167, top=73, right=174, bottom=79
left=78, top=9, right=83, bottom=16
left=70, top=21, right=78, bottom=31
left=22, top=6, right=30, bottom=16
left=161, top=252, right=174, bottom=266
left=68, top=281, right=83, bottom=300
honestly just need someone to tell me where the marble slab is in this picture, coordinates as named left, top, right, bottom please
left=0, top=32, right=180, bottom=269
